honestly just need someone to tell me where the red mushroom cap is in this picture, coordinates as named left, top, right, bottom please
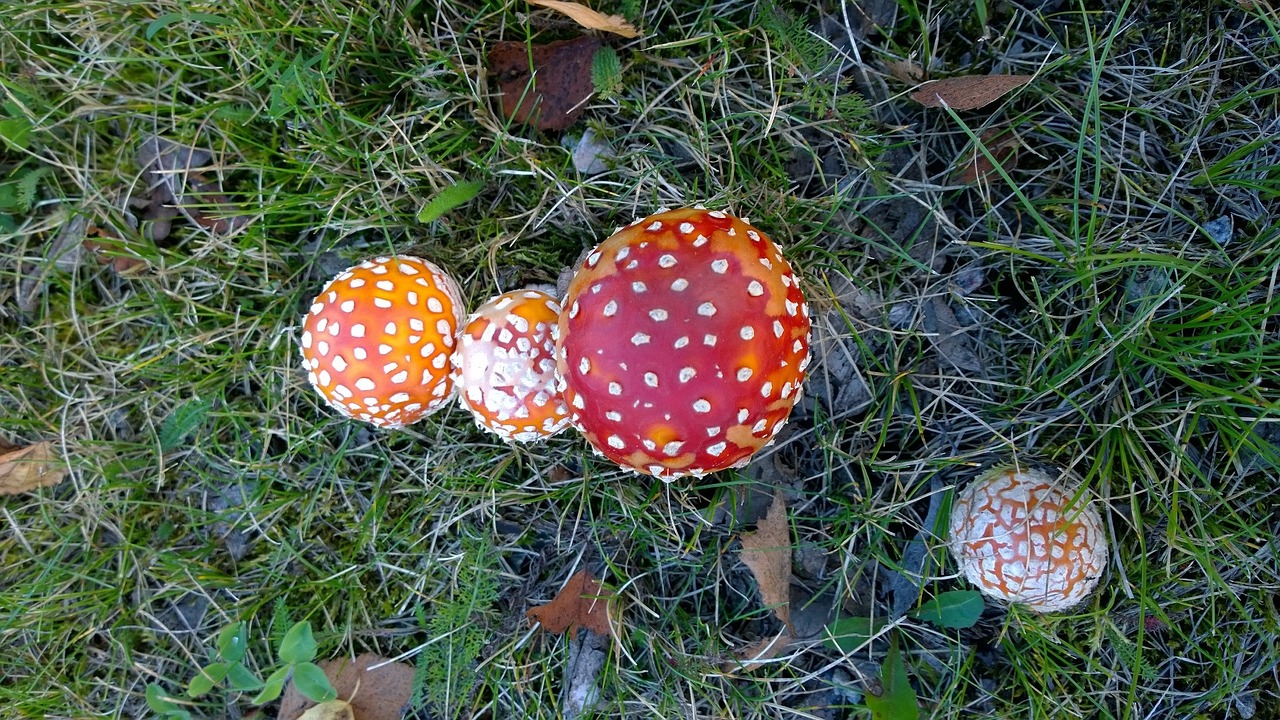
left=300, top=255, right=464, bottom=428
left=555, top=207, right=811, bottom=479
left=452, top=289, right=571, bottom=442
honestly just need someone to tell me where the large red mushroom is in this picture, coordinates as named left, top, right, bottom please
left=555, top=207, right=811, bottom=479
left=299, top=255, right=464, bottom=428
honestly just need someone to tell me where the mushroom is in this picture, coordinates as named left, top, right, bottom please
left=452, top=289, right=571, bottom=442
left=555, top=207, right=811, bottom=479
left=948, top=464, right=1108, bottom=613
left=299, top=255, right=464, bottom=428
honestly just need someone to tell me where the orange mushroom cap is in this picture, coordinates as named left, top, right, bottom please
left=452, top=289, right=570, bottom=442
left=555, top=207, right=811, bottom=480
left=948, top=465, right=1108, bottom=613
left=300, top=255, right=464, bottom=428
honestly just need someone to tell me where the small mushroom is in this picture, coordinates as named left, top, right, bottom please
left=452, top=289, right=570, bottom=442
left=299, top=256, right=464, bottom=428
left=555, top=207, right=811, bottom=479
left=948, top=464, right=1108, bottom=613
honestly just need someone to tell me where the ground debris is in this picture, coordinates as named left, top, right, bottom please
left=952, top=128, right=1019, bottom=185
left=807, top=274, right=877, bottom=417
left=561, top=627, right=608, bottom=719
left=489, top=37, right=600, bottom=131
left=278, top=653, right=415, bottom=720
left=923, top=295, right=981, bottom=374
left=0, top=441, right=66, bottom=495
left=135, top=135, right=248, bottom=236
left=527, top=569, right=618, bottom=640
left=526, top=0, right=639, bottom=38
left=739, top=489, right=793, bottom=633
left=912, top=75, right=1034, bottom=110
left=562, top=128, right=615, bottom=175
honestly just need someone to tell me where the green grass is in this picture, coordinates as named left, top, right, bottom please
left=2, top=0, right=1279, bottom=718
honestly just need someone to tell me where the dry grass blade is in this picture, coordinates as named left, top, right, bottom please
left=724, top=631, right=794, bottom=673
left=912, top=75, right=1034, bottom=110
left=526, top=0, right=640, bottom=38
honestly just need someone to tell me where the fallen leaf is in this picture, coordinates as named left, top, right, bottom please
left=135, top=135, right=248, bottom=236
left=527, top=569, right=617, bottom=639
left=0, top=441, right=66, bottom=496
left=911, top=75, right=1034, bottom=110
left=277, top=653, right=415, bottom=720
left=83, top=229, right=149, bottom=275
left=489, top=37, right=601, bottom=131
left=526, top=0, right=640, bottom=38
left=739, top=488, right=793, bottom=633
left=952, top=128, right=1019, bottom=185
left=297, top=699, right=354, bottom=720
left=883, top=59, right=924, bottom=84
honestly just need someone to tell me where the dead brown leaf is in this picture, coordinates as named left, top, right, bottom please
left=277, top=654, right=415, bottom=720
left=0, top=441, right=66, bottom=496
left=952, top=128, right=1019, bottom=185
left=526, top=0, right=640, bottom=38
left=83, top=227, right=149, bottom=275
left=135, top=136, right=249, bottom=237
left=883, top=59, right=924, bottom=84
left=489, top=37, right=601, bottom=131
left=739, top=488, right=793, bottom=634
left=297, top=700, right=354, bottom=720
left=527, top=569, right=617, bottom=639
left=911, top=74, right=1034, bottom=110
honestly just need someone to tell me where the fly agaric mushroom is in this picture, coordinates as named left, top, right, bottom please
left=948, top=464, right=1108, bottom=613
left=300, top=255, right=464, bottom=428
left=452, top=289, right=571, bottom=442
left=555, top=207, right=811, bottom=480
